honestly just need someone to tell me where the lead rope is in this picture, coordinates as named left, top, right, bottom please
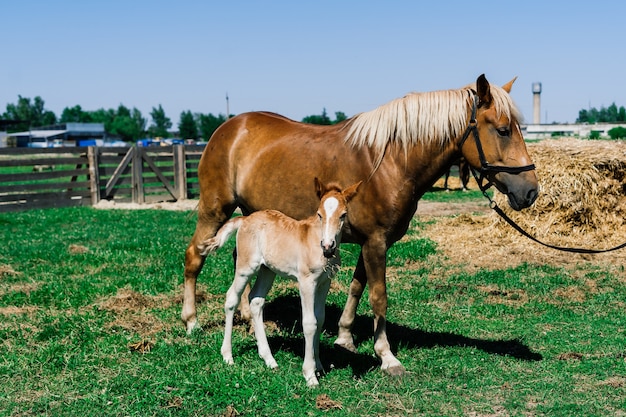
left=469, top=166, right=626, bottom=254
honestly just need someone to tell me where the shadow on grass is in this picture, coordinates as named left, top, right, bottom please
left=263, top=294, right=542, bottom=379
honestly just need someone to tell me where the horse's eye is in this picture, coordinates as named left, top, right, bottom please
left=340, top=213, right=347, bottom=220
left=497, top=127, right=510, bottom=137
left=317, top=212, right=322, bottom=220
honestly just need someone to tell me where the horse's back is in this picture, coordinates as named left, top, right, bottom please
left=198, top=112, right=365, bottom=220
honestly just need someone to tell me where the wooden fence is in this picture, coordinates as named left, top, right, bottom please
left=0, top=145, right=205, bottom=212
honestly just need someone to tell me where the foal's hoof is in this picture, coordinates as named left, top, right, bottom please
left=382, top=364, right=406, bottom=377
left=184, top=320, right=201, bottom=335
left=306, top=377, right=320, bottom=388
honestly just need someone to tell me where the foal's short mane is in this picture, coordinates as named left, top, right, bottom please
left=344, top=84, right=522, bottom=168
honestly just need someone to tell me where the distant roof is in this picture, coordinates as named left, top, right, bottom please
left=8, top=130, right=67, bottom=138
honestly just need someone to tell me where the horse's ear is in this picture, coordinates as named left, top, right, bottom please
left=314, top=177, right=325, bottom=199
left=476, top=74, right=492, bottom=108
left=502, top=76, right=517, bottom=93
left=343, top=180, right=363, bottom=203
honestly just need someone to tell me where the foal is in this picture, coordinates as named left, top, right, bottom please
left=198, top=178, right=361, bottom=387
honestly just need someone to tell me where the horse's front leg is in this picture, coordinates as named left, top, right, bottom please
left=313, top=275, right=331, bottom=374
left=363, top=239, right=405, bottom=376
left=335, top=252, right=367, bottom=353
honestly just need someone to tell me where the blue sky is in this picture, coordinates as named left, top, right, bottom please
left=2, top=1, right=625, bottom=127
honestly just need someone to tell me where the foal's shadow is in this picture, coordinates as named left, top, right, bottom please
left=263, top=294, right=542, bottom=379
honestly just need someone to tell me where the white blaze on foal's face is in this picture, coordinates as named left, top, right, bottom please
left=319, top=195, right=345, bottom=257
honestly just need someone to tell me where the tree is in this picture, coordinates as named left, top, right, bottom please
left=107, top=105, right=146, bottom=141
left=334, top=111, right=348, bottom=123
left=178, top=110, right=198, bottom=139
left=301, top=108, right=348, bottom=125
left=302, top=108, right=332, bottom=125
left=60, top=105, right=94, bottom=123
left=577, top=102, right=626, bottom=123
left=148, top=104, right=172, bottom=138
left=198, top=113, right=227, bottom=141
left=2, top=95, right=56, bottom=131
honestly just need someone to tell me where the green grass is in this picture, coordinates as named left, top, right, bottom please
left=421, top=187, right=491, bottom=203
left=0, top=205, right=624, bottom=416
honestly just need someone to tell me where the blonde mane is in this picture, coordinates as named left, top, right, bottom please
left=344, top=84, right=522, bottom=168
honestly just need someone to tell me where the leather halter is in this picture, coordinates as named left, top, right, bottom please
left=458, top=93, right=535, bottom=192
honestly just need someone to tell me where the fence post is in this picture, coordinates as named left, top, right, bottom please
left=173, top=145, right=187, bottom=200
left=132, top=147, right=144, bottom=204
left=87, top=146, right=101, bottom=206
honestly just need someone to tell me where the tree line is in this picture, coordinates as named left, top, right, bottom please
left=576, top=102, right=626, bottom=124
left=1, top=95, right=231, bottom=142
left=1, top=96, right=348, bottom=143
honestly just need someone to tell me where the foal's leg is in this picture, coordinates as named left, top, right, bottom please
left=249, top=266, right=277, bottom=369
left=299, top=275, right=327, bottom=387
left=221, top=266, right=255, bottom=365
left=231, top=248, right=252, bottom=323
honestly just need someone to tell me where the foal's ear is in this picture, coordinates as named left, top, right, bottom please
left=343, top=180, right=363, bottom=202
left=476, top=74, right=492, bottom=108
left=314, top=177, right=325, bottom=199
left=502, top=76, right=517, bottom=93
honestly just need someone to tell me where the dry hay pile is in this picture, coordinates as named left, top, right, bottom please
left=491, top=138, right=626, bottom=249
left=420, top=138, right=626, bottom=271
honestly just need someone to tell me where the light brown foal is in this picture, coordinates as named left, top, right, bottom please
left=198, top=179, right=361, bottom=387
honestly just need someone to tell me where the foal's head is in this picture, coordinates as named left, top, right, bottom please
left=314, top=178, right=362, bottom=258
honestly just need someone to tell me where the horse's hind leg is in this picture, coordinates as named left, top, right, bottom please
left=182, top=199, right=236, bottom=334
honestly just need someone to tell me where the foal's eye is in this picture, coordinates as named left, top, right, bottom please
left=497, top=127, right=510, bottom=137
left=317, top=213, right=322, bottom=220
left=340, top=213, right=347, bottom=221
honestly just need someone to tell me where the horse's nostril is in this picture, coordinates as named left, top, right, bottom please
left=527, top=188, right=539, bottom=205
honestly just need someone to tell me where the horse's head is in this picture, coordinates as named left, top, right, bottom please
left=460, top=74, right=539, bottom=211
left=314, top=178, right=362, bottom=258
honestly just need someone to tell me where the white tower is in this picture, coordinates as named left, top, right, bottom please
left=532, top=82, right=542, bottom=124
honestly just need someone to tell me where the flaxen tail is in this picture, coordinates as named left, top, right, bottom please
left=197, top=217, right=244, bottom=256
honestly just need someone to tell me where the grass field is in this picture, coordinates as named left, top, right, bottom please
left=1, top=189, right=625, bottom=416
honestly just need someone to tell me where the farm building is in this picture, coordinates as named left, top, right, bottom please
left=2, top=123, right=109, bottom=148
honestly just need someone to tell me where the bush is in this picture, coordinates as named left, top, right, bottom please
left=608, top=126, right=626, bottom=140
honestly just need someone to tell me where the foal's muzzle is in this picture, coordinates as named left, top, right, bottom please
left=321, top=240, right=337, bottom=258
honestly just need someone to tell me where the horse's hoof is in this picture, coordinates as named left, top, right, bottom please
left=334, top=340, right=357, bottom=353
left=382, top=364, right=406, bottom=377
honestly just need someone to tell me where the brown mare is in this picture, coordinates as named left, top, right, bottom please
left=198, top=179, right=361, bottom=387
left=182, top=74, right=539, bottom=376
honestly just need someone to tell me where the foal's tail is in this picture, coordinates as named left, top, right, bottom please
left=197, top=216, right=244, bottom=256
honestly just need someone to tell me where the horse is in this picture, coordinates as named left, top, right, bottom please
left=443, top=157, right=470, bottom=191
left=198, top=178, right=361, bottom=387
left=182, top=74, right=539, bottom=376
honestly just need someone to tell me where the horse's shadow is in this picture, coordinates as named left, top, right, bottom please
left=263, top=294, right=542, bottom=379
